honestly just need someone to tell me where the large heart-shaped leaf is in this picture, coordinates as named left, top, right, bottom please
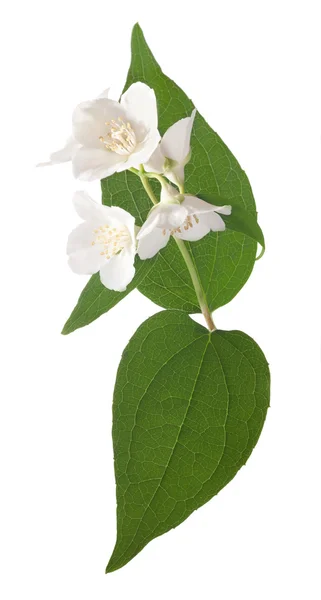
left=107, top=310, right=270, bottom=572
left=102, top=23, right=258, bottom=312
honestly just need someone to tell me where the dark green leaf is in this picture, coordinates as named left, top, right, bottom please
left=223, top=205, right=265, bottom=259
left=62, top=257, right=153, bottom=335
left=200, top=193, right=265, bottom=259
left=107, top=310, right=270, bottom=572
left=102, top=24, right=258, bottom=312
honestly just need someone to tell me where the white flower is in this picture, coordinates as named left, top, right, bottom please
left=40, top=84, right=160, bottom=181
left=144, top=109, right=196, bottom=186
left=38, top=89, right=110, bottom=167
left=67, top=191, right=136, bottom=292
left=137, top=184, right=231, bottom=260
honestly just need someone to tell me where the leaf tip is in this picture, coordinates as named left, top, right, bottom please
left=61, top=323, right=70, bottom=335
left=105, top=557, right=119, bottom=574
left=132, top=22, right=143, bottom=37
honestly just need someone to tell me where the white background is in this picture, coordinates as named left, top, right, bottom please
left=1, top=0, right=321, bottom=598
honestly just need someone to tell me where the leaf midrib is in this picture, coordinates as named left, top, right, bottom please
left=113, top=334, right=211, bottom=567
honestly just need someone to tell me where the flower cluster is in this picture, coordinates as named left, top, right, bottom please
left=41, top=83, right=231, bottom=291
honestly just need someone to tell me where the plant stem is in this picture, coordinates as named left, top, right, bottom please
left=136, top=168, right=216, bottom=332
left=144, top=172, right=168, bottom=187
left=174, top=238, right=216, bottom=332
left=138, top=173, right=158, bottom=205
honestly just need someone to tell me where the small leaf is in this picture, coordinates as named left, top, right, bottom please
left=62, top=257, right=153, bottom=335
left=107, top=310, right=270, bottom=572
left=224, top=204, right=265, bottom=259
left=200, top=194, right=265, bottom=259
left=102, top=24, right=259, bottom=313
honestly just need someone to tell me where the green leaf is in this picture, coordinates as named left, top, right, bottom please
left=102, top=23, right=259, bottom=313
left=200, top=194, right=265, bottom=259
left=62, top=257, right=153, bottom=335
left=107, top=310, right=270, bottom=573
left=224, top=205, right=265, bottom=259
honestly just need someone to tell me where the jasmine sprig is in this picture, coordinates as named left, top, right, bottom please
left=40, top=22, right=269, bottom=575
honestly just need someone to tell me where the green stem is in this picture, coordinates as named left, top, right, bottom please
left=134, top=169, right=216, bottom=332
left=138, top=173, right=158, bottom=205
left=174, top=238, right=216, bottom=332
left=144, top=172, right=168, bottom=187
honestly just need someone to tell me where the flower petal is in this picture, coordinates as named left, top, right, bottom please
left=121, top=82, right=158, bottom=133
left=207, top=211, right=226, bottom=232
left=97, top=88, right=110, bottom=99
left=72, top=98, right=125, bottom=148
left=72, top=190, right=102, bottom=221
left=99, top=249, right=135, bottom=292
left=174, top=214, right=211, bottom=241
left=138, top=228, right=170, bottom=260
left=136, top=210, right=161, bottom=239
left=160, top=183, right=182, bottom=203
left=68, top=245, right=105, bottom=274
left=158, top=203, right=188, bottom=229
left=144, top=144, right=165, bottom=174
left=128, top=131, right=161, bottom=168
left=37, top=137, right=78, bottom=167
left=212, top=204, right=232, bottom=215
left=100, top=205, right=136, bottom=241
left=137, top=203, right=187, bottom=239
left=72, top=191, right=136, bottom=247
left=166, top=165, right=185, bottom=186
left=72, top=192, right=136, bottom=249
left=72, top=147, right=125, bottom=181
left=182, top=196, right=231, bottom=216
left=67, top=222, right=95, bottom=254
left=160, top=109, right=196, bottom=164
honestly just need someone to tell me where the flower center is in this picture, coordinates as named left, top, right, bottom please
left=99, top=118, right=137, bottom=155
left=91, top=224, right=130, bottom=260
left=165, top=214, right=199, bottom=236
